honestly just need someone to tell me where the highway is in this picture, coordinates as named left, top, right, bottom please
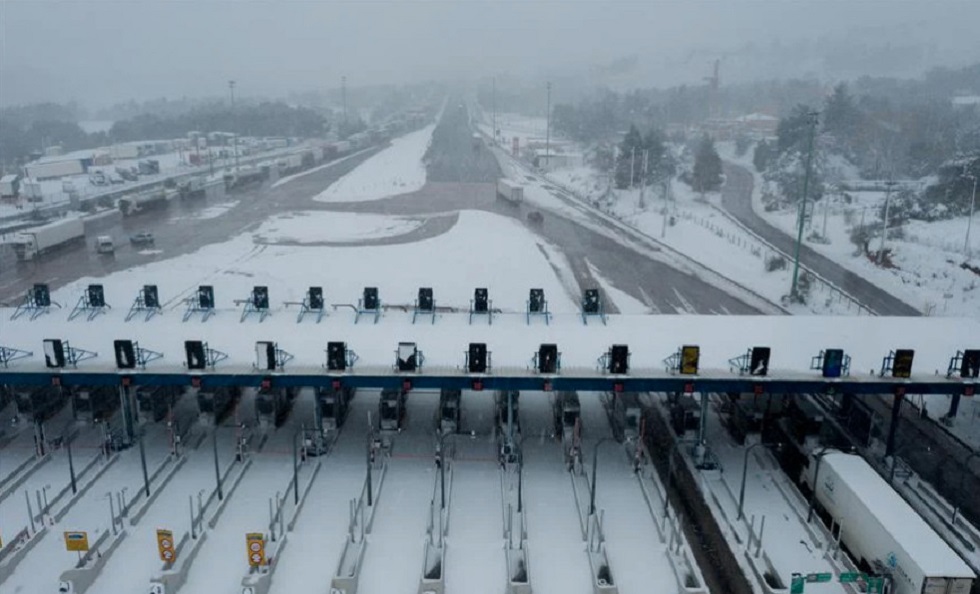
left=720, top=161, right=920, bottom=315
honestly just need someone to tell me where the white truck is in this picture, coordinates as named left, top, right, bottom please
left=95, top=235, right=115, bottom=254
left=497, top=179, right=525, bottom=204
left=805, top=452, right=974, bottom=594
left=10, top=218, right=85, bottom=261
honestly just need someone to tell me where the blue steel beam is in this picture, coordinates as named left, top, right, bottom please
left=0, top=370, right=975, bottom=396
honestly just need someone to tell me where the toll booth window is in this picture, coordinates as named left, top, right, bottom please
left=322, top=402, right=335, bottom=417
left=381, top=402, right=397, bottom=419
left=563, top=411, right=579, bottom=426
left=442, top=405, right=455, bottom=419
left=626, top=415, right=639, bottom=429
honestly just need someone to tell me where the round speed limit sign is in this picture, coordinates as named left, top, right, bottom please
left=250, top=553, right=262, bottom=564
left=161, top=540, right=172, bottom=549
left=250, top=542, right=262, bottom=552
left=163, top=550, right=173, bottom=560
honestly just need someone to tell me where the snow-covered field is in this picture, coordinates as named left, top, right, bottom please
left=253, top=211, right=425, bottom=244
left=719, top=143, right=980, bottom=317
left=313, top=124, right=436, bottom=203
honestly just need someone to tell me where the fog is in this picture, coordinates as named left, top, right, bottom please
left=2, top=0, right=979, bottom=107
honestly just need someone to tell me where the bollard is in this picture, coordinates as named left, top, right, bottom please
left=189, top=496, right=196, bottom=538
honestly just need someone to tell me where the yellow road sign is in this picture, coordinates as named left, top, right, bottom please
left=680, top=345, right=700, bottom=375
left=156, top=529, right=175, bottom=563
left=246, top=532, right=265, bottom=567
left=64, top=531, right=89, bottom=552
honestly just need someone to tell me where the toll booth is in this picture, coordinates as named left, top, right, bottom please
left=197, top=386, right=241, bottom=425
left=136, top=385, right=182, bottom=423
left=611, top=392, right=642, bottom=441
left=785, top=397, right=826, bottom=444
left=379, top=388, right=406, bottom=431
left=495, top=390, right=521, bottom=436
left=15, top=386, right=68, bottom=423
left=317, top=386, right=354, bottom=432
left=668, top=393, right=701, bottom=438
left=70, top=386, right=119, bottom=422
left=438, top=389, right=462, bottom=434
left=554, top=391, right=581, bottom=442
left=255, top=385, right=297, bottom=428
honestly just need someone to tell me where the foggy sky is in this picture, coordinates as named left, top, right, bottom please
left=2, top=0, right=979, bottom=109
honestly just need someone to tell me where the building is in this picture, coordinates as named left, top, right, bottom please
left=531, top=149, right=584, bottom=171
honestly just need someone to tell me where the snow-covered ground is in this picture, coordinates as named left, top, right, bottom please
left=719, top=143, right=980, bottom=317
left=2, top=424, right=173, bottom=593
left=313, top=124, right=436, bottom=203
left=253, top=211, right=424, bottom=244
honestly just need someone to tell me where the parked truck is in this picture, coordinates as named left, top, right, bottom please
left=9, top=217, right=85, bottom=261
left=497, top=179, right=524, bottom=204
left=804, top=452, right=974, bottom=594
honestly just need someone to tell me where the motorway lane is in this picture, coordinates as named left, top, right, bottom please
left=314, top=102, right=763, bottom=314
left=0, top=145, right=385, bottom=304
left=720, top=161, right=920, bottom=315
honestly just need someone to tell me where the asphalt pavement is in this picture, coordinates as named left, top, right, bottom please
left=720, top=161, right=921, bottom=315
left=1, top=105, right=763, bottom=316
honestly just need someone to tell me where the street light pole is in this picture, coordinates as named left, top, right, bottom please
left=737, top=442, right=767, bottom=520
left=964, top=174, right=977, bottom=256
left=878, top=179, right=896, bottom=266
left=229, top=80, right=239, bottom=171
left=588, top=437, right=612, bottom=516
left=791, top=111, right=819, bottom=300
left=806, top=446, right=833, bottom=523
left=545, top=81, right=552, bottom=171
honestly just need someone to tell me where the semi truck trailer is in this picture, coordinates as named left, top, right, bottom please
left=9, top=217, right=85, bottom=261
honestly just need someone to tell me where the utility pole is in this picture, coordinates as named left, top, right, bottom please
left=545, top=81, right=552, bottom=171
left=790, top=111, right=819, bottom=300
left=639, top=150, right=649, bottom=209
left=878, top=179, right=896, bottom=266
left=342, top=75, right=348, bottom=129
left=228, top=80, right=239, bottom=171
left=492, top=77, right=497, bottom=142
left=964, top=173, right=977, bottom=257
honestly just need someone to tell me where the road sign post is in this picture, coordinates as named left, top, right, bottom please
left=156, top=529, right=175, bottom=564
left=790, top=574, right=805, bottom=594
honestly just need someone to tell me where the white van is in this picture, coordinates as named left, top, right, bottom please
left=95, top=235, right=115, bottom=254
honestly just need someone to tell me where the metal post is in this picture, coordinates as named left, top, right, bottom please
left=341, top=75, right=348, bottom=126
left=663, top=443, right=677, bottom=517
left=25, top=490, right=36, bottom=533
left=965, top=174, right=977, bottom=256
left=630, top=147, right=636, bottom=189
left=492, top=76, right=497, bottom=141
left=737, top=443, right=759, bottom=520
left=366, top=434, right=373, bottom=508
left=517, top=451, right=524, bottom=513
left=806, top=448, right=830, bottom=523
left=293, top=429, right=300, bottom=505
left=589, top=438, right=610, bottom=516
left=139, top=427, right=150, bottom=498
left=213, top=429, right=223, bottom=501
left=791, top=111, right=819, bottom=299
left=885, top=392, right=904, bottom=457
left=67, top=430, right=77, bottom=494
left=545, top=81, right=552, bottom=170
left=878, top=180, right=895, bottom=265
left=439, top=440, right=445, bottom=510
left=108, top=492, right=117, bottom=535
left=698, top=392, right=708, bottom=445
left=189, top=495, right=196, bottom=538
left=229, top=80, right=240, bottom=171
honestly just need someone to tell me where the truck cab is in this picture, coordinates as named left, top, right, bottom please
left=95, top=235, right=115, bottom=254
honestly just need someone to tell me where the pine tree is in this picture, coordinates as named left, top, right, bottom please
left=692, top=134, right=722, bottom=193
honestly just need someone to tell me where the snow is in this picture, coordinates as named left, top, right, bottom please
left=717, top=141, right=980, bottom=317
left=694, top=397, right=851, bottom=594
left=270, top=147, right=374, bottom=189
left=1, top=425, right=173, bottom=593
left=253, top=211, right=424, bottom=244
left=313, top=124, right=436, bottom=203
left=168, top=201, right=239, bottom=222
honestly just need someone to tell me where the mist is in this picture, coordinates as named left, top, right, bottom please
left=2, top=0, right=980, bottom=108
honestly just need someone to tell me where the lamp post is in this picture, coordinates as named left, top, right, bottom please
left=963, top=173, right=977, bottom=257
left=663, top=441, right=681, bottom=517
left=588, top=437, right=615, bottom=516
left=738, top=442, right=778, bottom=520
left=806, top=446, right=833, bottom=523
left=790, top=111, right=819, bottom=300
